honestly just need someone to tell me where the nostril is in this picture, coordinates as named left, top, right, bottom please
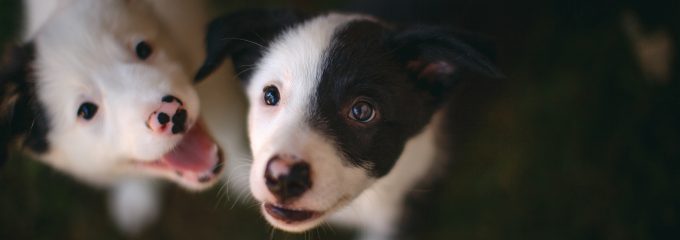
left=265, top=156, right=312, bottom=202
left=171, top=109, right=188, bottom=134
left=171, top=125, right=185, bottom=134
left=287, top=162, right=311, bottom=195
left=173, top=109, right=187, bottom=125
left=157, top=112, right=170, bottom=125
left=289, top=163, right=311, bottom=186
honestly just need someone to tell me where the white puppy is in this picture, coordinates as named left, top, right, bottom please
left=0, top=0, right=246, bottom=234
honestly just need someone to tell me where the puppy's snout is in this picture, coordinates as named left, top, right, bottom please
left=146, top=95, right=188, bottom=134
left=265, top=155, right=312, bottom=203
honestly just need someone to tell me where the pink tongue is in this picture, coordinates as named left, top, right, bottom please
left=162, top=122, right=218, bottom=173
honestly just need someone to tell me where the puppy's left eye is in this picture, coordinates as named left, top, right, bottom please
left=349, top=101, right=376, bottom=123
left=263, top=86, right=280, bottom=106
left=135, top=41, right=153, bottom=60
left=77, top=102, right=98, bottom=120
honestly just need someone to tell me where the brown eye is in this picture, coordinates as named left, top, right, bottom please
left=135, top=41, right=152, bottom=60
left=349, top=101, right=376, bottom=123
left=77, top=102, right=98, bottom=120
left=263, top=86, right=280, bottom=106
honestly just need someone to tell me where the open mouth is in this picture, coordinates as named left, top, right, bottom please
left=263, top=203, right=322, bottom=224
left=138, top=121, right=225, bottom=187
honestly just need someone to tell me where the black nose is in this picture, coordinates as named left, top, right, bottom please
left=147, top=95, right=188, bottom=134
left=163, top=95, right=187, bottom=134
left=265, top=155, right=312, bottom=203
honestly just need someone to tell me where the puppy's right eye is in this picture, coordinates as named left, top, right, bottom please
left=349, top=100, right=377, bottom=123
left=77, top=102, right=98, bottom=120
left=263, top=86, right=280, bottom=106
left=135, top=41, right=153, bottom=60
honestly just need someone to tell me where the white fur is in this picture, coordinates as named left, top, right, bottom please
left=29, top=0, right=207, bottom=189
left=22, top=0, right=240, bottom=234
left=244, top=14, right=444, bottom=239
left=109, top=178, right=161, bottom=235
left=22, top=0, right=73, bottom=41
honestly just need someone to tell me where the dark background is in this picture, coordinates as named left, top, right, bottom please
left=1, top=0, right=679, bottom=239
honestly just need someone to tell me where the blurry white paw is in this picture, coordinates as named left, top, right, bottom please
left=109, top=178, right=161, bottom=236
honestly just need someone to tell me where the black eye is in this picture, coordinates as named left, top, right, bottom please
left=77, top=102, right=98, bottom=120
left=263, top=86, right=280, bottom=106
left=135, top=41, right=152, bottom=60
left=349, top=101, right=376, bottom=123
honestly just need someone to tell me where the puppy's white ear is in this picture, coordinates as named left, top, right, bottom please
left=0, top=43, right=37, bottom=166
left=392, top=26, right=504, bottom=103
left=195, top=9, right=308, bottom=83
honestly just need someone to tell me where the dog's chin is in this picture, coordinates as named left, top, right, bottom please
left=133, top=121, right=225, bottom=190
left=260, top=197, right=351, bottom=232
left=261, top=203, right=326, bottom=232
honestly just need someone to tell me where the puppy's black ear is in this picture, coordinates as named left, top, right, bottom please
left=195, top=9, right=308, bottom=83
left=0, top=43, right=35, bottom=166
left=391, top=26, right=504, bottom=102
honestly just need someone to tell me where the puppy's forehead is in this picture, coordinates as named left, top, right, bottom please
left=249, top=14, right=371, bottom=91
left=248, top=14, right=381, bottom=138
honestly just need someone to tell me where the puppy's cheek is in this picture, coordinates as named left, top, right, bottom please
left=247, top=108, right=272, bottom=152
left=249, top=156, right=271, bottom=201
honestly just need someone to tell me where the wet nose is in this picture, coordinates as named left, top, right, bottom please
left=265, top=155, right=312, bottom=203
left=146, top=95, right=187, bottom=134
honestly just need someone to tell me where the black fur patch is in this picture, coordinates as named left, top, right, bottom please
left=195, top=9, right=308, bottom=83
left=309, top=20, right=502, bottom=177
left=309, top=21, right=439, bottom=177
left=0, top=43, right=50, bottom=165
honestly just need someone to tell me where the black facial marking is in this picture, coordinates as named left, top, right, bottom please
left=309, top=20, right=500, bottom=177
left=195, top=9, right=308, bottom=83
left=162, top=95, right=183, bottom=105
left=0, top=43, right=50, bottom=165
left=310, top=21, right=437, bottom=177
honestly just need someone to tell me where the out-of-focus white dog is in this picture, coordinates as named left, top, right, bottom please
left=0, top=0, right=248, bottom=234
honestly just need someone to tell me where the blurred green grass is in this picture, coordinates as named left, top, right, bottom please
left=1, top=0, right=679, bottom=239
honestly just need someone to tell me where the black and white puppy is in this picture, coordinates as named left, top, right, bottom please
left=196, top=9, right=501, bottom=239
left=1, top=0, right=237, bottom=234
